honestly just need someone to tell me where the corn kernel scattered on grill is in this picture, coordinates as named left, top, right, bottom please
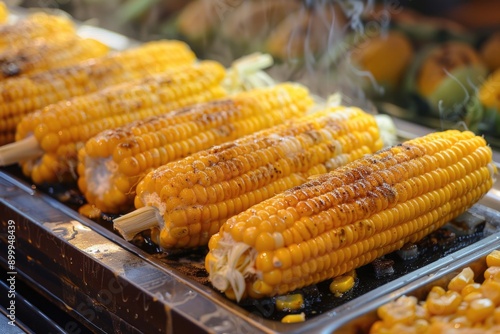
left=78, top=83, right=311, bottom=214
left=5, top=60, right=225, bottom=185
left=205, top=130, right=496, bottom=301
left=113, top=106, right=383, bottom=249
left=0, top=35, right=109, bottom=79
left=0, top=40, right=195, bottom=145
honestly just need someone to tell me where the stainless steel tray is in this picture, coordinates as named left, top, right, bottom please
left=334, top=234, right=500, bottom=333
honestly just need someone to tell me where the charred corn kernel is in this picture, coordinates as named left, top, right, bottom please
left=377, top=296, right=417, bottom=327
left=0, top=2, right=8, bottom=24
left=0, top=12, right=75, bottom=50
left=79, top=83, right=310, bottom=214
left=114, top=106, right=383, bottom=248
left=281, top=312, right=305, bottom=323
left=206, top=130, right=496, bottom=301
left=11, top=60, right=223, bottom=184
left=487, top=250, right=500, bottom=267
left=275, top=294, right=304, bottom=311
left=329, top=273, right=355, bottom=297
left=0, top=40, right=195, bottom=146
left=0, top=35, right=109, bottom=79
left=448, top=267, right=475, bottom=292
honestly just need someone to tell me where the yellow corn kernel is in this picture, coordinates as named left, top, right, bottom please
left=413, top=319, right=430, bottom=333
left=281, top=312, right=305, bottom=323
left=448, top=267, right=475, bottom=292
left=484, top=266, right=500, bottom=281
left=426, top=287, right=462, bottom=315
left=377, top=296, right=417, bottom=327
left=480, top=281, right=500, bottom=305
left=449, top=315, right=472, bottom=328
left=368, top=320, right=388, bottom=334
left=453, top=299, right=469, bottom=317
left=78, top=204, right=101, bottom=220
left=329, top=274, right=355, bottom=297
left=463, top=291, right=484, bottom=302
left=275, top=294, right=304, bottom=311
left=415, top=303, right=429, bottom=320
left=461, top=283, right=481, bottom=297
left=390, top=322, right=427, bottom=334
left=487, top=250, right=500, bottom=267
left=467, top=298, right=495, bottom=323
left=205, top=130, right=495, bottom=301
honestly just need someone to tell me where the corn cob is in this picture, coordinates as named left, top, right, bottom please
left=0, top=12, right=75, bottom=50
left=113, top=106, right=383, bottom=249
left=0, top=2, right=8, bottom=24
left=0, top=40, right=195, bottom=145
left=205, top=130, right=496, bottom=301
left=0, top=35, right=109, bottom=79
left=78, top=83, right=312, bottom=214
left=0, top=60, right=225, bottom=185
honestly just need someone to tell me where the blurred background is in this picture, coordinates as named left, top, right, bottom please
left=9, top=0, right=500, bottom=144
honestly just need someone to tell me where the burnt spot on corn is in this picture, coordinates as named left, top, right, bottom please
left=339, top=228, right=346, bottom=244
left=303, top=130, right=323, bottom=144
left=1, top=62, right=21, bottom=77
left=208, top=142, right=237, bottom=155
left=213, top=124, right=236, bottom=137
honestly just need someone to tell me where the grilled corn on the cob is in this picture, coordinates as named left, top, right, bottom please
left=2, top=61, right=225, bottom=185
left=113, top=106, right=383, bottom=249
left=205, top=130, right=496, bottom=301
left=0, top=12, right=75, bottom=50
left=0, top=40, right=195, bottom=145
left=0, top=35, right=109, bottom=79
left=78, top=83, right=311, bottom=214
